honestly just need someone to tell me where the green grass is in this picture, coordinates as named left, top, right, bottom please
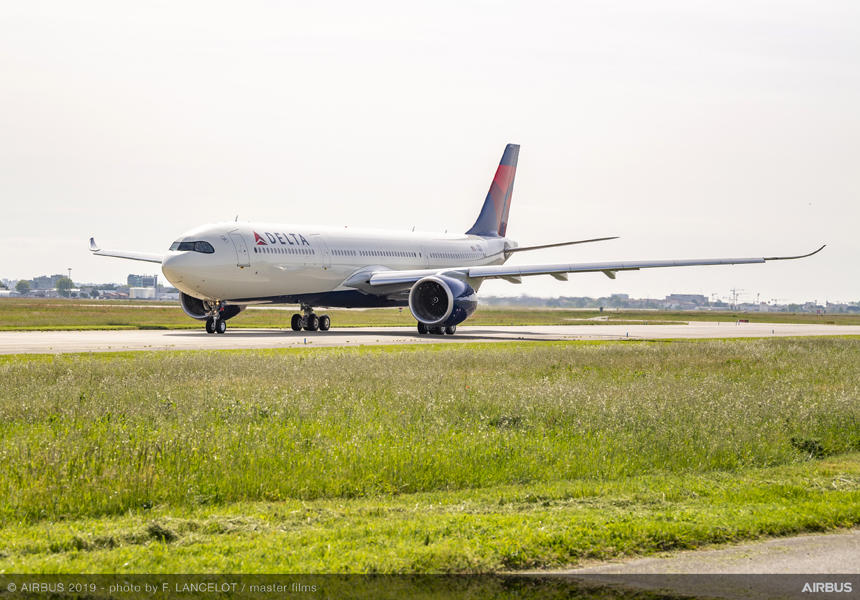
left=0, top=337, right=858, bottom=572
left=1, top=298, right=858, bottom=330
left=1, top=456, right=857, bottom=573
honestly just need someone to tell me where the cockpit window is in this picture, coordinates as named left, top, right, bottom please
left=169, top=240, right=215, bottom=253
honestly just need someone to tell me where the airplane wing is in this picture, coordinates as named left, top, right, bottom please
left=356, top=245, right=825, bottom=288
left=89, top=237, right=163, bottom=264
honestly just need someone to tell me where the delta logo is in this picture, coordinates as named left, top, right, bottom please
left=253, top=231, right=311, bottom=247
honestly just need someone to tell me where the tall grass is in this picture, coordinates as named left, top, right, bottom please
left=0, top=338, right=857, bottom=523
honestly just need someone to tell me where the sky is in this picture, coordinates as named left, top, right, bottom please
left=1, top=1, right=858, bottom=304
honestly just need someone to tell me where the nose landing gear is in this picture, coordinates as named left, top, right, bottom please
left=206, top=302, right=227, bottom=333
left=204, top=302, right=228, bottom=334
left=291, top=304, right=331, bottom=332
left=206, top=318, right=226, bottom=334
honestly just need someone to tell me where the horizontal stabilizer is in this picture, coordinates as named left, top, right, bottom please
left=504, top=236, right=619, bottom=258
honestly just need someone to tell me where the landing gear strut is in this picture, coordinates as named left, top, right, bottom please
left=204, top=302, right=228, bottom=334
left=291, top=304, right=331, bottom=332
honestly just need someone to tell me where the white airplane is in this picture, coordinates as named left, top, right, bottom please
left=90, top=144, right=824, bottom=335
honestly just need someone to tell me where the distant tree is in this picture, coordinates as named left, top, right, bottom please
left=16, top=280, right=31, bottom=295
left=56, top=277, right=74, bottom=298
left=0, top=282, right=6, bottom=290
left=89, top=289, right=100, bottom=298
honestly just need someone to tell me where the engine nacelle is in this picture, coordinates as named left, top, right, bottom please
left=179, top=292, right=244, bottom=321
left=408, top=275, right=477, bottom=327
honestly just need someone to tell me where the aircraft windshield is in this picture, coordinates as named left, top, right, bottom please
left=169, top=240, right=215, bottom=253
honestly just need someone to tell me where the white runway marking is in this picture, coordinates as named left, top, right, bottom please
left=0, top=322, right=857, bottom=354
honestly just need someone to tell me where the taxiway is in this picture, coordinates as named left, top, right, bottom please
left=0, top=321, right=858, bottom=354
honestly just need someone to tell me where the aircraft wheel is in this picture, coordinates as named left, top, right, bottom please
left=215, top=319, right=227, bottom=334
left=205, top=317, right=216, bottom=334
left=319, top=315, right=331, bottom=331
left=304, top=314, right=319, bottom=331
left=429, top=326, right=444, bottom=335
left=417, top=322, right=428, bottom=335
left=444, top=325, right=457, bottom=335
left=291, top=314, right=303, bottom=331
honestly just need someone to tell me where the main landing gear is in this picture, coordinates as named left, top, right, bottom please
left=417, top=323, right=457, bottom=335
left=291, top=304, right=331, bottom=332
left=204, top=302, right=228, bottom=334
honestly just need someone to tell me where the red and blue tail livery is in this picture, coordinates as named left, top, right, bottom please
left=466, top=143, right=519, bottom=238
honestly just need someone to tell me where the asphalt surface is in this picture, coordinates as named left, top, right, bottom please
left=565, top=529, right=860, bottom=575
left=1, top=321, right=858, bottom=354
left=554, top=529, right=860, bottom=599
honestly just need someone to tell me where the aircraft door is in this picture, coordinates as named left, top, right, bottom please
left=228, top=232, right=251, bottom=268
left=309, top=234, right=331, bottom=269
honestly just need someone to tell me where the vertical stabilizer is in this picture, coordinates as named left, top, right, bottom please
left=466, top=144, right=519, bottom=237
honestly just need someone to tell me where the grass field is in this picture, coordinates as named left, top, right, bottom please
left=1, top=298, right=858, bottom=330
left=0, top=337, right=858, bottom=572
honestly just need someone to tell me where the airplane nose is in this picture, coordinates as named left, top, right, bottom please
left=161, top=253, right=190, bottom=284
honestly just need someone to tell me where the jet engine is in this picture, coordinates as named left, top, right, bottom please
left=179, top=292, right=244, bottom=321
left=408, top=275, right=477, bottom=327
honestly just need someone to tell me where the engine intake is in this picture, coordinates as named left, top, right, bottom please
left=408, top=275, right=477, bottom=327
left=179, top=292, right=244, bottom=321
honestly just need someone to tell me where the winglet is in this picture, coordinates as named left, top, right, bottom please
left=89, top=237, right=99, bottom=252
left=764, top=244, right=826, bottom=261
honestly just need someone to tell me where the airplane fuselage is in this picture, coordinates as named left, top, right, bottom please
left=161, top=223, right=512, bottom=306
left=91, top=143, right=821, bottom=335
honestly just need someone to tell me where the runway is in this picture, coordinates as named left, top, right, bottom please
left=1, top=321, right=858, bottom=354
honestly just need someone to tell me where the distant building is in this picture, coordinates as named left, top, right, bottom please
left=665, top=294, right=708, bottom=305
left=100, top=290, right=129, bottom=299
left=32, top=274, right=65, bottom=290
left=129, top=287, right=156, bottom=299
left=127, top=274, right=157, bottom=287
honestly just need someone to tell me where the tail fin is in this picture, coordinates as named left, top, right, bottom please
left=466, top=143, right=519, bottom=237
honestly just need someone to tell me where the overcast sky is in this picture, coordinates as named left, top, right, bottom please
left=2, top=1, right=858, bottom=303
